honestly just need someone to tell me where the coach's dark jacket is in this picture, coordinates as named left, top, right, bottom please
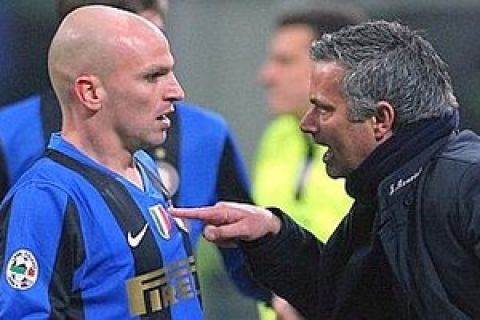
left=243, top=130, right=480, bottom=319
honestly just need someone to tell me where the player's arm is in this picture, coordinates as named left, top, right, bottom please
left=0, top=183, right=84, bottom=318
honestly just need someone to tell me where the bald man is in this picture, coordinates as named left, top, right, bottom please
left=0, top=6, right=203, bottom=319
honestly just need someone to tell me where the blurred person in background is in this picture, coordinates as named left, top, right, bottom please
left=254, top=6, right=366, bottom=319
left=0, top=0, right=270, bottom=318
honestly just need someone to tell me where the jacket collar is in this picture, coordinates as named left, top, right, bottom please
left=346, top=113, right=458, bottom=207
left=378, top=132, right=454, bottom=207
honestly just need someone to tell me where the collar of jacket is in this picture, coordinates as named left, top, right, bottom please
left=345, top=112, right=458, bottom=207
left=368, top=133, right=454, bottom=306
left=378, top=132, right=454, bottom=208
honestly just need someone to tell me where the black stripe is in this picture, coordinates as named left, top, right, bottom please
left=0, top=199, right=13, bottom=269
left=46, top=150, right=171, bottom=319
left=138, top=157, right=203, bottom=306
left=0, top=145, right=8, bottom=200
left=39, top=88, right=62, bottom=146
left=48, top=197, right=86, bottom=319
left=217, top=137, right=252, bottom=203
left=141, top=106, right=203, bottom=310
left=179, top=226, right=202, bottom=308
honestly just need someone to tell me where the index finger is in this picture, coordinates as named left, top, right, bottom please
left=171, top=206, right=227, bottom=225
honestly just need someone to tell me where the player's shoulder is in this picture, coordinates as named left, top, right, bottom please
left=0, top=95, right=42, bottom=138
left=176, top=102, right=228, bottom=128
left=0, top=95, right=41, bottom=119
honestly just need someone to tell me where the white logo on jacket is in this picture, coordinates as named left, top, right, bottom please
left=389, top=167, right=423, bottom=196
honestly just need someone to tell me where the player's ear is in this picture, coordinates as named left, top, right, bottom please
left=73, top=75, right=105, bottom=111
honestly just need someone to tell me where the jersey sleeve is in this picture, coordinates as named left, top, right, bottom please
left=0, top=182, right=73, bottom=318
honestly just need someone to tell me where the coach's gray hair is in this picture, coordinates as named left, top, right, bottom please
left=311, top=20, right=458, bottom=129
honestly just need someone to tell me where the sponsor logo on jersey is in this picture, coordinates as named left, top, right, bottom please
left=6, top=249, right=38, bottom=290
left=127, top=256, right=199, bottom=316
left=149, top=204, right=172, bottom=240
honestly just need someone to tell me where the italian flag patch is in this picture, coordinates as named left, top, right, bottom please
left=148, top=204, right=172, bottom=240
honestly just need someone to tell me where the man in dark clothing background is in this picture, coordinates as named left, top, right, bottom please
left=173, top=20, right=480, bottom=319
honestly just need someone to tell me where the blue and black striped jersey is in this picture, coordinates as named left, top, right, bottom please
left=0, top=89, right=271, bottom=305
left=0, top=133, right=203, bottom=319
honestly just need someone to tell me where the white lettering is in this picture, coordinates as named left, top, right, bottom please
left=389, top=167, right=423, bottom=196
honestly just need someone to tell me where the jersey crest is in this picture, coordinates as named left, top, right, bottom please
left=149, top=204, right=172, bottom=240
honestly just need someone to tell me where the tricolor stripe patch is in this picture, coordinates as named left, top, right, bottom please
left=149, top=204, right=172, bottom=240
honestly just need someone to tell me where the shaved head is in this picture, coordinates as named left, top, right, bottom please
left=48, top=5, right=166, bottom=109
left=45, top=3, right=183, bottom=175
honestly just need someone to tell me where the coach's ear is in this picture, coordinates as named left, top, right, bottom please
left=73, top=75, right=105, bottom=111
left=372, top=100, right=395, bottom=142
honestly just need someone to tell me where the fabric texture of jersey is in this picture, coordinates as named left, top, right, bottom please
left=0, top=95, right=46, bottom=198
left=0, top=90, right=270, bottom=303
left=0, top=134, right=203, bottom=319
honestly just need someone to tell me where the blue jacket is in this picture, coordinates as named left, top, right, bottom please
left=243, top=130, right=480, bottom=319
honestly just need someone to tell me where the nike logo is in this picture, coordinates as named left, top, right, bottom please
left=127, top=224, right=149, bottom=248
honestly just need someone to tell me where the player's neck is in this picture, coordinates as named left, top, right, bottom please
left=61, top=130, right=144, bottom=189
